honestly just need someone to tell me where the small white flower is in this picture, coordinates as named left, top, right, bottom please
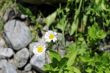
left=44, top=30, right=57, bottom=42
left=33, top=41, right=46, bottom=56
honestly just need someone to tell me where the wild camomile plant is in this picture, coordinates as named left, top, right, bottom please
left=44, top=30, right=57, bottom=42
left=33, top=41, right=47, bottom=56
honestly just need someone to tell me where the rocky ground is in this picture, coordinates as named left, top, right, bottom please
left=1, top=0, right=110, bottom=73
left=0, top=11, right=41, bottom=73
left=0, top=1, right=65, bottom=73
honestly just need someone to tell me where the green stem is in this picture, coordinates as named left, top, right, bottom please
left=62, top=30, right=66, bottom=47
left=74, top=0, right=83, bottom=20
left=74, top=0, right=83, bottom=35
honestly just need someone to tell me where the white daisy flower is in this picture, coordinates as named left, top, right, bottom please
left=33, top=41, right=46, bottom=56
left=44, top=30, right=57, bottom=42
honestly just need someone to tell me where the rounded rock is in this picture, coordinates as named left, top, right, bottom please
left=0, top=48, right=14, bottom=59
left=4, top=20, right=32, bottom=50
left=14, top=48, right=29, bottom=68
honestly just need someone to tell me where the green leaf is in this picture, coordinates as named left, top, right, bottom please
left=73, top=67, right=81, bottom=73
left=105, top=68, right=110, bottom=73
left=88, top=23, right=106, bottom=41
left=81, top=15, right=88, bottom=31
left=59, top=57, right=68, bottom=67
left=66, top=49, right=77, bottom=66
left=70, top=19, right=79, bottom=35
left=66, top=44, right=78, bottom=66
left=66, top=66, right=81, bottom=73
left=86, top=67, right=93, bottom=73
left=56, top=15, right=67, bottom=32
left=45, top=11, right=57, bottom=26
left=66, top=66, right=74, bottom=73
left=95, top=0, right=100, bottom=4
left=97, top=30, right=106, bottom=39
left=43, top=64, right=52, bottom=71
left=48, top=50, right=61, bottom=61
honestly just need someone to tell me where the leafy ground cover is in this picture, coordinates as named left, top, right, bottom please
left=1, top=0, right=110, bottom=73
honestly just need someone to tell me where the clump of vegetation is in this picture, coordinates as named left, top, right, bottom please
left=43, top=0, right=110, bottom=73
left=1, top=0, right=110, bottom=73
left=0, top=0, right=16, bottom=33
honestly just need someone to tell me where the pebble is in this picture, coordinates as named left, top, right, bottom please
left=30, top=54, right=45, bottom=72
left=14, top=48, right=29, bottom=68
left=0, top=48, right=14, bottom=59
left=24, top=63, right=32, bottom=71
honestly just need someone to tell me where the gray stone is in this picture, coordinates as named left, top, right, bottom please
left=4, top=20, right=32, bottom=50
left=0, top=60, right=7, bottom=68
left=0, top=70, right=3, bottom=73
left=14, top=48, right=29, bottom=68
left=45, top=51, right=51, bottom=64
left=3, top=63, right=17, bottom=73
left=0, top=37, right=6, bottom=48
left=17, top=70, right=26, bottom=73
left=8, top=59, right=15, bottom=66
left=0, top=60, right=17, bottom=73
left=30, top=54, right=45, bottom=70
left=29, top=42, right=36, bottom=56
left=27, top=71, right=33, bottom=73
left=24, top=63, right=32, bottom=71
left=0, top=48, right=14, bottom=59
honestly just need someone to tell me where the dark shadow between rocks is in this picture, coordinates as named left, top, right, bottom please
left=16, top=0, right=66, bottom=17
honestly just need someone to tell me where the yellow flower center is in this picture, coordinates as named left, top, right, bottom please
left=37, top=46, right=43, bottom=53
left=49, top=33, right=55, bottom=40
